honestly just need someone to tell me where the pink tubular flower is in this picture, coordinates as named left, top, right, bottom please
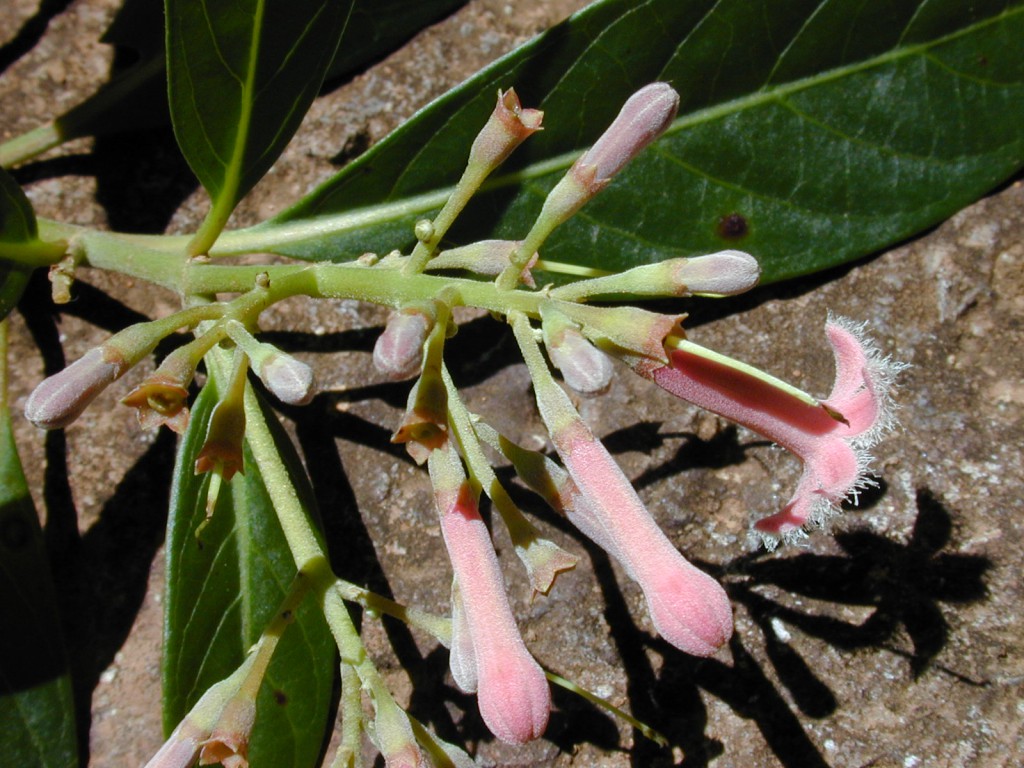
left=632, top=317, right=902, bottom=547
left=428, top=444, right=550, bottom=744
left=552, top=419, right=733, bottom=656
left=511, top=313, right=732, bottom=656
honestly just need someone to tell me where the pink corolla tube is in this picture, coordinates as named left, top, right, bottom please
left=428, top=445, right=550, bottom=744
left=512, top=312, right=733, bottom=656
left=558, top=422, right=734, bottom=656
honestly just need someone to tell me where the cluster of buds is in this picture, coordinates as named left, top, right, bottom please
left=24, top=299, right=317, bottom=491
left=24, top=81, right=902, bottom=761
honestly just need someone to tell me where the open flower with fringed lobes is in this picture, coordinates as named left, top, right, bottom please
left=21, top=83, right=903, bottom=765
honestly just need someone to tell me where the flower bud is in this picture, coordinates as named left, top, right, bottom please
left=579, top=82, right=679, bottom=184
left=427, top=240, right=538, bottom=287
left=550, top=250, right=760, bottom=302
left=541, top=309, right=613, bottom=396
left=537, top=83, right=679, bottom=228
left=429, top=445, right=551, bottom=743
left=373, top=308, right=434, bottom=381
left=254, top=351, right=316, bottom=405
left=25, top=347, right=124, bottom=429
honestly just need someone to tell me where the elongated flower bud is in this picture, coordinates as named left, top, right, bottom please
left=540, top=83, right=680, bottom=227
left=25, top=347, right=124, bottom=429
left=429, top=444, right=550, bottom=743
left=512, top=313, right=732, bottom=656
left=550, top=250, right=760, bottom=302
left=580, top=82, right=679, bottom=184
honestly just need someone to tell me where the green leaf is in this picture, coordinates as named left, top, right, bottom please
left=166, top=0, right=352, bottom=252
left=164, top=376, right=334, bottom=767
left=1, top=0, right=466, bottom=168
left=268, top=0, right=1024, bottom=283
left=0, top=325, right=78, bottom=768
left=0, top=168, right=50, bottom=318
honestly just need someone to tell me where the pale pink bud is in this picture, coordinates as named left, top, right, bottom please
left=256, top=351, right=316, bottom=405
left=524, top=84, right=681, bottom=254
left=373, top=309, right=434, bottom=381
left=25, top=347, right=124, bottom=429
left=542, top=311, right=613, bottom=396
left=429, top=449, right=550, bottom=744
left=672, top=250, right=761, bottom=297
left=550, top=250, right=760, bottom=302
left=578, top=82, right=679, bottom=185
left=630, top=317, right=904, bottom=547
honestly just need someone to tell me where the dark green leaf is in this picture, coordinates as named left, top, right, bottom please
left=0, top=168, right=42, bottom=318
left=0, top=347, right=78, bottom=767
left=164, top=379, right=334, bottom=767
left=0, top=166, right=37, bottom=244
left=269, top=0, right=1024, bottom=283
left=166, top=0, right=351, bottom=249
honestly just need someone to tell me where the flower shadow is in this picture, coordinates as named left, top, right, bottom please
left=609, top=486, right=990, bottom=767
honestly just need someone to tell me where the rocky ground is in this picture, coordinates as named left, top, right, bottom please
left=2, top=1, right=1022, bottom=766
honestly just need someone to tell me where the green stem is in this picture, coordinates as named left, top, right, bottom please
left=0, top=238, right=68, bottom=268
left=238, top=362, right=448, bottom=727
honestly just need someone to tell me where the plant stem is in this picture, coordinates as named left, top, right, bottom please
left=238, top=365, right=448, bottom=727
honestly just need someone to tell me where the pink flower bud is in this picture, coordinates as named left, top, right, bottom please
left=25, top=347, right=124, bottom=429
left=373, top=309, right=434, bottom=381
left=429, top=448, right=550, bottom=744
left=511, top=313, right=732, bottom=656
left=578, top=82, right=679, bottom=185
left=256, top=351, right=316, bottom=405
left=542, top=311, right=613, bottom=396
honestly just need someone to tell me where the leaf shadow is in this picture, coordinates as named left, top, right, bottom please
left=17, top=272, right=177, bottom=765
left=0, top=0, right=75, bottom=76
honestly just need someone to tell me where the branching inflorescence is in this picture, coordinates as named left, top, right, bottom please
left=22, top=84, right=902, bottom=766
